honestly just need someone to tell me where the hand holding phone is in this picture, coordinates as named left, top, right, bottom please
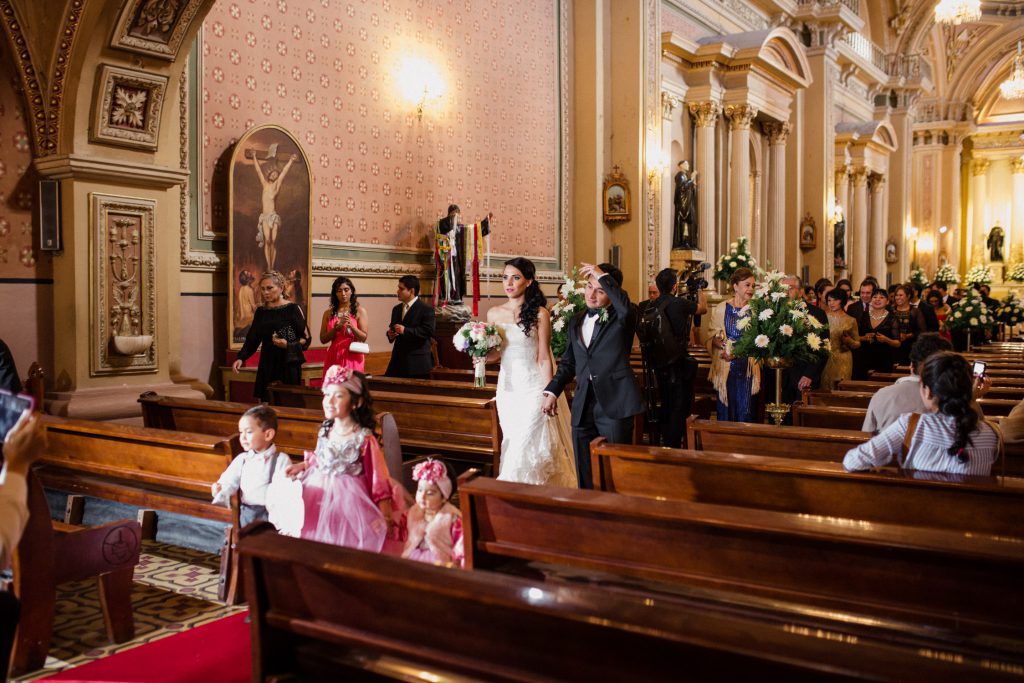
left=972, top=360, right=986, bottom=379
left=0, top=389, right=34, bottom=443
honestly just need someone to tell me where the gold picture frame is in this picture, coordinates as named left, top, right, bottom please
left=799, top=212, right=816, bottom=250
left=603, top=166, right=631, bottom=223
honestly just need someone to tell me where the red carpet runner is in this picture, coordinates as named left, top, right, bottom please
left=41, top=612, right=250, bottom=683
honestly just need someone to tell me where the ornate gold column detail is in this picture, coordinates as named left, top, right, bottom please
left=725, top=104, right=758, bottom=245
left=688, top=101, right=720, bottom=255
left=763, top=121, right=790, bottom=273
left=661, top=92, right=681, bottom=120
left=869, top=174, right=887, bottom=279
left=851, top=168, right=869, bottom=278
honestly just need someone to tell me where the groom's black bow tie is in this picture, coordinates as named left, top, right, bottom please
left=585, top=308, right=601, bottom=318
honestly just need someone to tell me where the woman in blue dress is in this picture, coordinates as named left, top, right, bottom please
left=707, top=267, right=760, bottom=422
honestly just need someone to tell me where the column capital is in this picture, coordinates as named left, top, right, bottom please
left=762, top=121, right=791, bottom=146
left=661, top=91, right=682, bottom=120
left=971, top=158, right=991, bottom=176
left=1012, top=156, right=1024, bottom=174
left=724, top=104, right=758, bottom=131
left=851, top=168, right=869, bottom=186
left=835, top=165, right=850, bottom=182
left=688, top=101, right=720, bottom=128
left=868, top=174, right=885, bottom=193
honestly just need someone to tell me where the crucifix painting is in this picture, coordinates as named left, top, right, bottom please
left=228, top=125, right=312, bottom=349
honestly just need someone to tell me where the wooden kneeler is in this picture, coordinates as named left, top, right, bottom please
left=9, top=472, right=141, bottom=676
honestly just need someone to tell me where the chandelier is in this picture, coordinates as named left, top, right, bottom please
left=1000, top=41, right=1024, bottom=101
left=934, top=0, right=981, bottom=25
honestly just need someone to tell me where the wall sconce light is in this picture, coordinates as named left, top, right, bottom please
left=906, top=225, right=919, bottom=238
left=939, top=225, right=948, bottom=234
left=396, top=57, right=446, bottom=121
left=646, top=145, right=669, bottom=181
left=918, top=234, right=935, bottom=253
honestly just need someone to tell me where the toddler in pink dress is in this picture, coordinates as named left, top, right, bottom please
left=402, top=458, right=464, bottom=567
left=286, top=365, right=404, bottom=553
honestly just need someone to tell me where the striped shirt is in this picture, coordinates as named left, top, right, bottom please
left=843, top=412, right=997, bottom=476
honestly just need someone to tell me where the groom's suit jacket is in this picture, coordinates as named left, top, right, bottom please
left=544, top=274, right=645, bottom=426
left=385, top=298, right=436, bottom=377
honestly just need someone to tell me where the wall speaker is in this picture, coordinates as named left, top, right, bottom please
left=39, top=179, right=61, bottom=251
left=609, top=244, right=621, bottom=269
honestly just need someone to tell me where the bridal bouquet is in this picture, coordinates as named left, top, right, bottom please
left=453, top=321, right=504, bottom=386
left=550, top=268, right=607, bottom=357
left=730, top=271, right=829, bottom=364
left=945, top=294, right=994, bottom=332
left=713, top=236, right=759, bottom=283
left=933, top=264, right=960, bottom=286
left=965, top=264, right=994, bottom=287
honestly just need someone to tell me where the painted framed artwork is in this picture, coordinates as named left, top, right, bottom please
left=603, top=166, right=631, bottom=223
left=228, top=125, right=312, bottom=350
left=799, top=212, right=816, bottom=250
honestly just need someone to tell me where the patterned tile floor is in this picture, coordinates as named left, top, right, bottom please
left=14, top=541, right=244, bottom=681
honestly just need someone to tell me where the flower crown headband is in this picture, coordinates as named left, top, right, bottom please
left=322, top=365, right=363, bottom=395
left=412, top=458, right=452, bottom=500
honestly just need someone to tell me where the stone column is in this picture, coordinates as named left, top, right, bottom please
left=764, top=121, right=790, bottom=274
left=725, top=104, right=757, bottom=245
left=751, top=170, right=762, bottom=264
left=851, top=168, right=869, bottom=279
left=971, top=158, right=990, bottom=249
left=835, top=166, right=850, bottom=223
left=689, top=101, right=720, bottom=257
left=869, top=174, right=886, bottom=279
left=1012, top=157, right=1024, bottom=254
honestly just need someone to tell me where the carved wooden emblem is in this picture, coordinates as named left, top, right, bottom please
left=92, top=65, right=168, bottom=150
left=110, top=0, right=211, bottom=60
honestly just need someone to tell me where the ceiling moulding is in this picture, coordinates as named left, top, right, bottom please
left=110, top=0, right=213, bottom=61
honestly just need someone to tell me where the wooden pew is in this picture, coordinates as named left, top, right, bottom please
left=854, top=377, right=1024, bottom=401
left=809, top=388, right=1019, bottom=416
left=460, top=472, right=1024, bottom=638
left=686, top=416, right=868, bottom=461
left=429, top=367, right=499, bottom=383
left=791, top=402, right=867, bottom=430
left=11, top=472, right=141, bottom=675
left=589, top=438, right=1024, bottom=537
left=238, top=524, right=1019, bottom=681
left=20, top=361, right=45, bottom=413
left=267, top=377, right=495, bottom=406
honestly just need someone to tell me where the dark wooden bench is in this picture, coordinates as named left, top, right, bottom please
left=237, top=523, right=1018, bottom=681
left=10, top=472, right=141, bottom=675
left=806, top=389, right=1019, bottom=417
left=791, top=402, right=868, bottom=430
left=35, top=415, right=242, bottom=601
left=460, top=471, right=1024, bottom=638
left=589, top=438, right=1024, bottom=536
left=686, top=416, right=868, bottom=461
left=267, top=377, right=495, bottom=405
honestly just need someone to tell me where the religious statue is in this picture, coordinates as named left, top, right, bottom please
left=833, top=219, right=847, bottom=269
left=672, top=161, right=698, bottom=249
left=434, top=204, right=492, bottom=313
left=987, top=226, right=1005, bottom=262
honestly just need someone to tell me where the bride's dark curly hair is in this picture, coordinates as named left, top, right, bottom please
left=505, top=257, right=546, bottom=337
left=919, top=351, right=979, bottom=462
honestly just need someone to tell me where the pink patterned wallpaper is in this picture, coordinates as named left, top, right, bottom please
left=200, top=0, right=560, bottom=258
left=0, top=41, right=48, bottom=279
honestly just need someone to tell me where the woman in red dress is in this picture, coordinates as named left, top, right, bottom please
left=320, top=276, right=369, bottom=377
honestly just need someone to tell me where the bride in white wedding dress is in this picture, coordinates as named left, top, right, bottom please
left=486, top=258, right=578, bottom=487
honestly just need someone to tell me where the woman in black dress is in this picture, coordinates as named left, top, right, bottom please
left=858, top=289, right=900, bottom=376
left=232, top=270, right=310, bottom=401
left=890, top=284, right=926, bottom=366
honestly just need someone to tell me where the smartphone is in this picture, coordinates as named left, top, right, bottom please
left=0, top=389, right=34, bottom=442
left=972, top=360, right=986, bottom=379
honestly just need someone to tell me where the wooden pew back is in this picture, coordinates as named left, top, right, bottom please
left=589, top=439, right=1024, bottom=536
left=460, top=472, right=1024, bottom=635
left=686, top=416, right=868, bottom=461
left=237, top=523, right=1017, bottom=681
left=791, top=403, right=867, bottom=430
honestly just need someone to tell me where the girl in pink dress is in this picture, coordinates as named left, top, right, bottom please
left=286, top=365, right=404, bottom=553
left=320, top=276, right=368, bottom=376
left=402, top=459, right=464, bottom=567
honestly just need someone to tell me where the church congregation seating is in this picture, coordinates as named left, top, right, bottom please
left=685, top=415, right=869, bottom=461
left=238, top=523, right=1020, bottom=681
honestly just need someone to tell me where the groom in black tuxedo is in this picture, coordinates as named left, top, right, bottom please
left=542, top=263, right=645, bottom=488
left=385, top=275, right=436, bottom=379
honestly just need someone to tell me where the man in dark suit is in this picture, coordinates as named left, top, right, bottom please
left=541, top=263, right=645, bottom=488
left=385, top=275, right=436, bottom=379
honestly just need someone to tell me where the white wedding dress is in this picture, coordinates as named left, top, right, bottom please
left=495, top=322, right=578, bottom=487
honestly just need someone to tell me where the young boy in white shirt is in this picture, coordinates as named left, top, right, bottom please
left=212, top=405, right=289, bottom=527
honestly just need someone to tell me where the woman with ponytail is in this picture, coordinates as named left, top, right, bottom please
left=843, top=351, right=998, bottom=475
left=485, top=257, right=577, bottom=486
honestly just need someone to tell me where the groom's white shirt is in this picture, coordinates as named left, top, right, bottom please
left=581, top=311, right=599, bottom=347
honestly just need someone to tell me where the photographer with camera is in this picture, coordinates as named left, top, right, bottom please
left=638, top=266, right=708, bottom=448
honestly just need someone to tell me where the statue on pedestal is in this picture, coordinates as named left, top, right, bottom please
left=672, top=161, right=698, bottom=250
left=987, top=226, right=1005, bottom=262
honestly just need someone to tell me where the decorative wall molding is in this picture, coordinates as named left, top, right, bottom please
left=110, top=0, right=211, bottom=61
left=35, top=154, right=188, bottom=188
left=725, top=104, right=758, bottom=130
left=763, top=121, right=791, bottom=145
left=971, top=158, right=991, bottom=176
left=90, top=193, right=158, bottom=375
left=91, top=64, right=169, bottom=151
left=0, top=0, right=84, bottom=156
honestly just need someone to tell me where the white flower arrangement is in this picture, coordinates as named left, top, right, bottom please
left=1007, top=263, right=1024, bottom=283
left=908, top=266, right=930, bottom=290
left=730, top=270, right=831, bottom=363
left=945, top=294, right=994, bottom=331
left=995, top=292, right=1024, bottom=326
left=933, top=264, right=960, bottom=285
left=453, top=321, right=505, bottom=356
left=713, top=236, right=760, bottom=283
left=964, top=264, right=994, bottom=286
